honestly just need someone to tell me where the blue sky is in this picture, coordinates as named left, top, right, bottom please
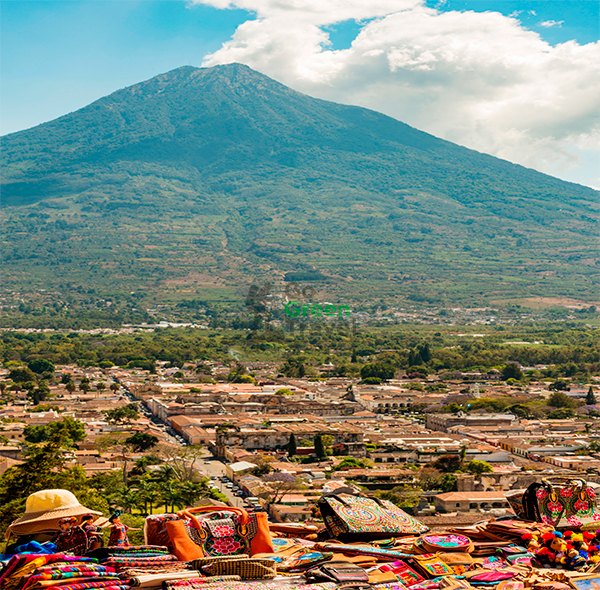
left=2, top=0, right=598, bottom=186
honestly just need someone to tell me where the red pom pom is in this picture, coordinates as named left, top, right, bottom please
left=542, top=532, right=555, bottom=542
left=523, top=532, right=533, bottom=540
left=584, top=532, right=595, bottom=540
left=564, top=531, right=574, bottom=538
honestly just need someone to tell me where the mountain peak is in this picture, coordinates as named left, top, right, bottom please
left=1, top=64, right=597, bottom=308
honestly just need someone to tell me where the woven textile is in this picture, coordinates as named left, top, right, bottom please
left=191, top=555, right=250, bottom=569
left=315, top=542, right=412, bottom=560
left=29, top=586, right=128, bottom=590
left=118, top=563, right=192, bottom=577
left=200, top=558, right=277, bottom=579
left=24, top=583, right=128, bottom=590
left=162, top=577, right=243, bottom=590
left=164, top=584, right=336, bottom=590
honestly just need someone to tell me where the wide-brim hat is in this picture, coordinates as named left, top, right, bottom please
left=6, top=489, right=102, bottom=538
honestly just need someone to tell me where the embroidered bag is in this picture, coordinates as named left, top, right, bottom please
left=410, top=554, right=455, bottom=579
left=529, top=477, right=599, bottom=529
left=166, top=506, right=273, bottom=561
left=318, top=492, right=429, bottom=541
left=422, top=534, right=473, bottom=554
left=388, top=561, right=425, bottom=587
left=500, top=545, right=539, bottom=567
left=464, top=570, right=515, bottom=586
left=438, top=552, right=474, bottom=575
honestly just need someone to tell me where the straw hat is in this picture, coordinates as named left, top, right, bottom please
left=6, top=489, right=102, bottom=538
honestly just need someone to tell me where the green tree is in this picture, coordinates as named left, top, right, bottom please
left=466, top=460, right=494, bottom=477
left=105, top=403, right=140, bottom=424
left=23, top=417, right=86, bottom=446
left=459, top=444, right=468, bottom=466
left=440, top=473, right=458, bottom=492
left=287, top=433, right=297, bottom=457
left=587, top=387, right=597, bottom=406
left=432, top=455, right=461, bottom=473
left=321, top=435, right=335, bottom=455
left=8, top=367, right=36, bottom=384
left=275, top=388, right=294, bottom=396
left=125, top=432, right=159, bottom=452
left=548, top=407, right=576, bottom=419
left=548, top=391, right=577, bottom=409
left=65, top=382, right=76, bottom=393
left=502, top=363, right=523, bottom=381
left=117, top=487, right=140, bottom=514
left=314, top=434, right=326, bottom=459
left=110, top=383, right=120, bottom=392
left=161, top=480, right=182, bottom=513
left=281, top=357, right=306, bottom=378
left=28, top=359, right=55, bottom=375
left=549, top=380, right=570, bottom=391
left=360, top=363, right=395, bottom=381
left=507, top=403, right=532, bottom=418
left=332, top=457, right=372, bottom=471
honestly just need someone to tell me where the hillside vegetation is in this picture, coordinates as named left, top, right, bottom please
left=2, top=64, right=598, bottom=319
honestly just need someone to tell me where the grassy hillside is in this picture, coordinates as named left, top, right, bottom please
left=1, top=64, right=598, bottom=324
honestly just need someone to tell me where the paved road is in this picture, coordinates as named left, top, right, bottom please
left=194, top=454, right=245, bottom=508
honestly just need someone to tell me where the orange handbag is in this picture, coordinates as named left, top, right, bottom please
left=166, top=506, right=273, bottom=561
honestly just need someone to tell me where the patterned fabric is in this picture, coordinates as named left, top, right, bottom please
left=200, top=558, right=277, bottom=580
left=164, top=584, right=336, bottom=590
left=28, top=584, right=128, bottom=590
left=319, top=494, right=428, bottom=539
left=30, top=586, right=128, bottom=590
left=314, top=542, right=412, bottom=560
left=411, top=554, right=455, bottom=578
left=422, top=534, right=472, bottom=553
left=536, top=478, right=599, bottom=528
left=267, top=549, right=334, bottom=573
left=1, top=556, right=103, bottom=590
left=50, top=527, right=89, bottom=556
left=162, top=577, right=244, bottom=589
left=108, top=523, right=131, bottom=547
left=191, top=555, right=250, bottom=569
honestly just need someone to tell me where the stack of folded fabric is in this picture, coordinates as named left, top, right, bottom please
left=89, top=545, right=189, bottom=577
left=0, top=553, right=128, bottom=590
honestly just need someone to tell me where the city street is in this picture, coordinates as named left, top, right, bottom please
left=194, top=453, right=245, bottom=508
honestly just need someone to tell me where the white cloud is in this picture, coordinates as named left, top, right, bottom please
left=193, top=0, right=600, bottom=186
left=539, top=20, right=564, bottom=28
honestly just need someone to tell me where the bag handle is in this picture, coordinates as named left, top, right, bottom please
left=542, top=477, right=586, bottom=489
left=178, top=506, right=249, bottom=527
